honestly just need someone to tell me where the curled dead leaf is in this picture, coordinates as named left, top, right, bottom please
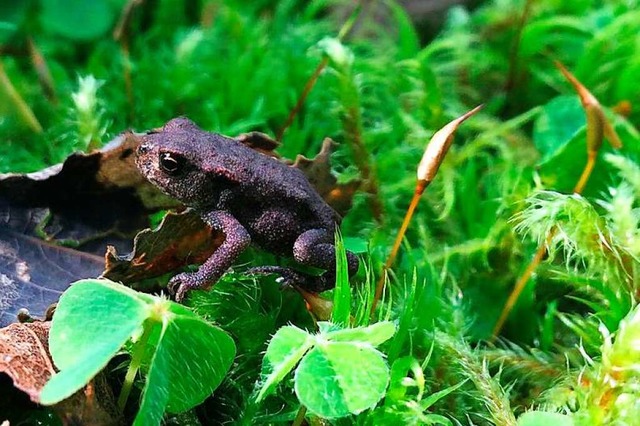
left=103, top=210, right=223, bottom=284
left=234, top=131, right=281, bottom=157
left=0, top=322, right=122, bottom=424
left=293, top=138, right=361, bottom=217
left=0, top=321, right=53, bottom=403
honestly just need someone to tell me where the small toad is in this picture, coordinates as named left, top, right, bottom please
left=136, top=117, right=359, bottom=301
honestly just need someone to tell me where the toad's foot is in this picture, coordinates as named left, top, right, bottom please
left=246, top=266, right=333, bottom=293
left=167, top=272, right=207, bottom=302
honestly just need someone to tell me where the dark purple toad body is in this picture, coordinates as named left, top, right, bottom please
left=136, top=117, right=358, bottom=301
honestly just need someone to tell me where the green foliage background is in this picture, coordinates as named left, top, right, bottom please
left=2, top=0, right=640, bottom=424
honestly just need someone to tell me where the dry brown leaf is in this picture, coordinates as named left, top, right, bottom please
left=293, top=138, right=360, bottom=217
left=234, top=131, right=281, bottom=157
left=0, top=321, right=53, bottom=403
left=102, top=209, right=223, bottom=284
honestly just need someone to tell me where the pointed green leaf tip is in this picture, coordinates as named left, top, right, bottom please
left=323, top=321, right=396, bottom=346
left=40, top=279, right=236, bottom=426
left=332, top=231, right=351, bottom=326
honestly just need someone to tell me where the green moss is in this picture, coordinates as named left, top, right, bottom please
left=2, top=0, right=640, bottom=424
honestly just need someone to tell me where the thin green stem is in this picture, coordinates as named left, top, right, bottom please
left=118, top=319, right=156, bottom=411
left=503, top=0, right=534, bottom=114
left=292, top=405, right=307, bottom=426
left=0, top=59, right=43, bottom=134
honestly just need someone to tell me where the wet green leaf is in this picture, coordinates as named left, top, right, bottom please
left=40, top=279, right=235, bottom=425
left=295, top=341, right=389, bottom=418
left=40, top=280, right=148, bottom=404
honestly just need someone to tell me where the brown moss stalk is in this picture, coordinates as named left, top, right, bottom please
left=114, top=0, right=143, bottom=124
left=276, top=57, right=329, bottom=142
left=503, top=0, right=534, bottom=113
left=0, top=59, right=43, bottom=133
left=276, top=4, right=362, bottom=141
left=27, top=38, right=57, bottom=104
left=491, top=62, right=622, bottom=339
left=370, top=106, right=483, bottom=317
left=342, top=102, right=385, bottom=222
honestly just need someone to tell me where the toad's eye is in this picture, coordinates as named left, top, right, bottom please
left=159, top=152, right=186, bottom=176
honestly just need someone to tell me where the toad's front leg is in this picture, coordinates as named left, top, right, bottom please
left=169, top=210, right=251, bottom=301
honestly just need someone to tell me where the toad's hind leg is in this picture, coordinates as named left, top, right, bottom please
left=292, top=228, right=359, bottom=292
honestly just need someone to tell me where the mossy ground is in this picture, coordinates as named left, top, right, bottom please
left=2, top=0, right=640, bottom=424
